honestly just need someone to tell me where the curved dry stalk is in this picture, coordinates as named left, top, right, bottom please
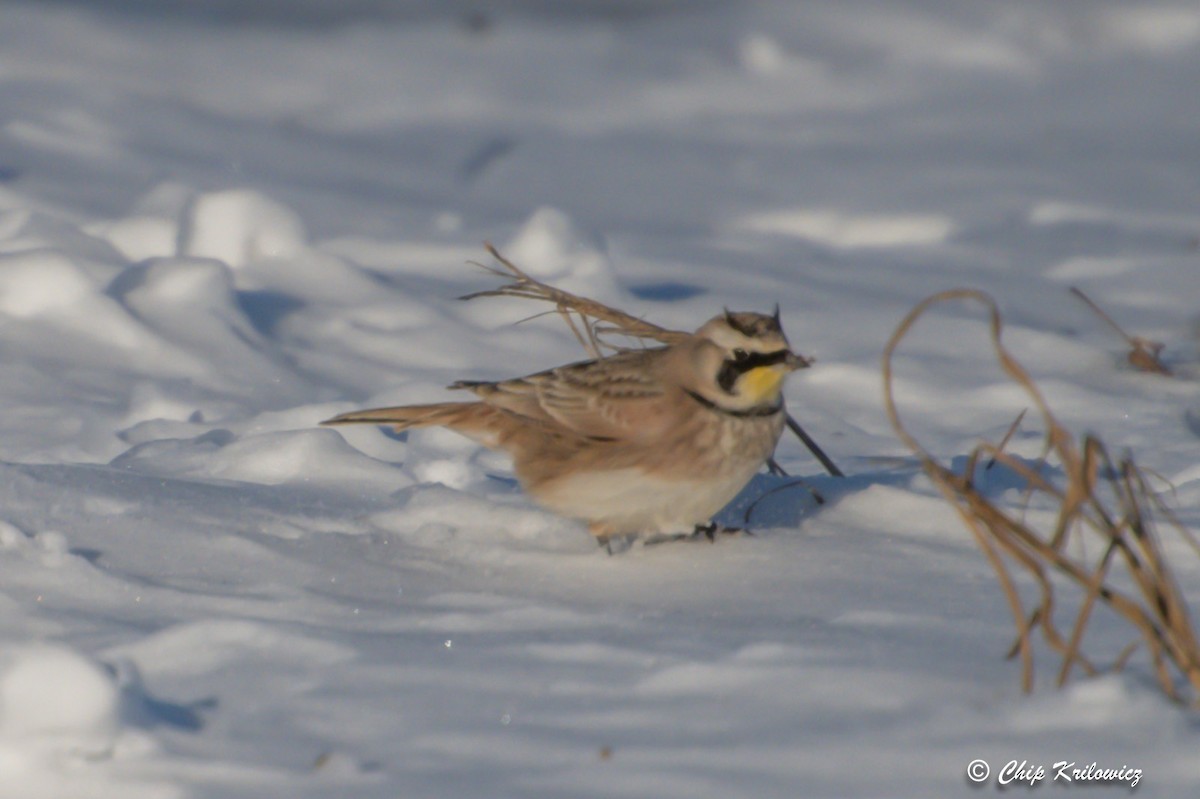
left=883, top=288, right=1200, bottom=704
left=741, top=478, right=825, bottom=529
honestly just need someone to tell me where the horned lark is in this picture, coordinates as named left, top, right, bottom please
left=321, top=310, right=809, bottom=545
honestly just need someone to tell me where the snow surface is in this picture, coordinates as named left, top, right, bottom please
left=0, top=1, right=1199, bottom=796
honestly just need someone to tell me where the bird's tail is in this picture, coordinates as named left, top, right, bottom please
left=321, top=402, right=508, bottom=448
left=321, top=402, right=483, bottom=431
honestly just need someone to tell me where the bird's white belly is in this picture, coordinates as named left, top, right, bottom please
left=532, top=464, right=759, bottom=535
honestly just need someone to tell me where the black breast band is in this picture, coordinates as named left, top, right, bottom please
left=684, top=389, right=781, bottom=418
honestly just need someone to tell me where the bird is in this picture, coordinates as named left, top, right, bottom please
left=321, top=309, right=809, bottom=547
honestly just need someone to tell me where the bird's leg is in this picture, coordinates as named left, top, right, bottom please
left=592, top=523, right=637, bottom=555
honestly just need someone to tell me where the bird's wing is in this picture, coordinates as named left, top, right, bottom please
left=454, top=349, right=676, bottom=441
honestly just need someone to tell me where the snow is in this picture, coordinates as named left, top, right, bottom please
left=0, top=0, right=1198, bottom=796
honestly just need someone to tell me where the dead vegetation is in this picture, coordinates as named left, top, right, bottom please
left=883, top=289, right=1200, bottom=703
left=1070, top=286, right=1172, bottom=376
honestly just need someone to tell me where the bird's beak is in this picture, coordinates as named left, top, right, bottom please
left=784, top=351, right=813, bottom=371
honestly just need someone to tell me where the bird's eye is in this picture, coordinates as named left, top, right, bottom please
left=733, top=348, right=749, bottom=362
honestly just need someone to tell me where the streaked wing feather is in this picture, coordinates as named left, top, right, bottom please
left=469, top=349, right=672, bottom=440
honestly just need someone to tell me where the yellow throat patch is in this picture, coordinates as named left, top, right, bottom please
left=739, top=365, right=787, bottom=405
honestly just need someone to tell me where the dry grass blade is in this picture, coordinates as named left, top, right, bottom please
left=883, top=289, right=1200, bottom=704
left=1070, top=286, right=1172, bottom=376
left=984, top=408, right=1027, bottom=471
left=462, top=243, right=846, bottom=478
left=786, top=415, right=845, bottom=478
left=462, top=243, right=689, bottom=355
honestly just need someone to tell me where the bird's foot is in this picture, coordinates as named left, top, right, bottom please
left=593, top=526, right=637, bottom=555
left=691, top=521, right=752, bottom=542
left=641, top=523, right=752, bottom=547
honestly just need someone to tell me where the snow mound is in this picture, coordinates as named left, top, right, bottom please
left=98, top=217, right=177, bottom=264
left=0, top=646, right=191, bottom=799
left=110, top=256, right=307, bottom=397
left=112, top=428, right=409, bottom=492
left=119, top=380, right=234, bottom=431
left=0, top=249, right=96, bottom=318
left=180, top=189, right=306, bottom=269
left=241, top=247, right=384, bottom=305
left=734, top=207, right=953, bottom=248
left=1005, top=675, right=1174, bottom=733
left=92, top=182, right=195, bottom=263
left=0, top=248, right=171, bottom=365
left=109, top=619, right=355, bottom=677
left=502, top=206, right=623, bottom=300
left=370, top=484, right=592, bottom=554
left=0, top=645, right=119, bottom=754
left=170, top=188, right=385, bottom=305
